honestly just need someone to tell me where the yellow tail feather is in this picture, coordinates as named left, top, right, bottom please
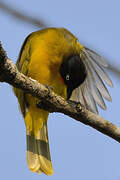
left=26, top=123, right=53, bottom=175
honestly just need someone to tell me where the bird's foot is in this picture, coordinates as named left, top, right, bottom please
left=67, top=100, right=83, bottom=112
left=45, top=84, right=53, bottom=91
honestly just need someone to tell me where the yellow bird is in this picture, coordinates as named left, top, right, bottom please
left=13, top=27, right=113, bottom=175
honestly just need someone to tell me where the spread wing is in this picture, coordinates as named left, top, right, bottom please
left=70, top=47, right=113, bottom=114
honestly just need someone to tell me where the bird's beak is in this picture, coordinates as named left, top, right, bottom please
left=67, top=87, right=72, bottom=100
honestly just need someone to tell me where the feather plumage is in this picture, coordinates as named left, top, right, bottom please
left=70, top=47, right=113, bottom=114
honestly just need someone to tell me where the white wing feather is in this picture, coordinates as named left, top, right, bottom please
left=70, top=47, right=113, bottom=114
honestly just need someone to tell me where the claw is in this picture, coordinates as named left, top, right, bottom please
left=45, top=84, right=53, bottom=91
left=67, top=100, right=83, bottom=112
left=36, top=101, right=42, bottom=108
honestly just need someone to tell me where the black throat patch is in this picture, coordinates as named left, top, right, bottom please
left=59, top=54, right=87, bottom=99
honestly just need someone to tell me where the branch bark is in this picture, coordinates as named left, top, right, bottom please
left=0, top=42, right=120, bottom=143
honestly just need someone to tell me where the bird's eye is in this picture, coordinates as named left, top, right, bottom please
left=66, top=74, right=70, bottom=81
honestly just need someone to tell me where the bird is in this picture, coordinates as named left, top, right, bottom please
left=13, top=27, right=113, bottom=175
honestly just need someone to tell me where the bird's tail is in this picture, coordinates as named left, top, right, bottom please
left=26, top=122, right=53, bottom=175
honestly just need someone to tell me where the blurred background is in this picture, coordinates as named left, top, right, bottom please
left=0, top=0, right=120, bottom=179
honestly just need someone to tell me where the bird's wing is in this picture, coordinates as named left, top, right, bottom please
left=14, top=35, right=31, bottom=117
left=70, top=47, right=113, bottom=114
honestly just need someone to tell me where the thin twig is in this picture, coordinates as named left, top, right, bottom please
left=0, top=42, right=120, bottom=143
left=0, top=1, right=47, bottom=28
left=107, top=62, right=120, bottom=79
left=1, top=1, right=120, bottom=79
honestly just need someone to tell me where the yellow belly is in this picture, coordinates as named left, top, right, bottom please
left=25, top=52, right=67, bottom=136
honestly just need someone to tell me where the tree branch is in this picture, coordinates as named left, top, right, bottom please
left=0, top=42, right=120, bottom=143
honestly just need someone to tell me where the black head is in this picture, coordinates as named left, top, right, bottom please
left=59, top=55, right=87, bottom=99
